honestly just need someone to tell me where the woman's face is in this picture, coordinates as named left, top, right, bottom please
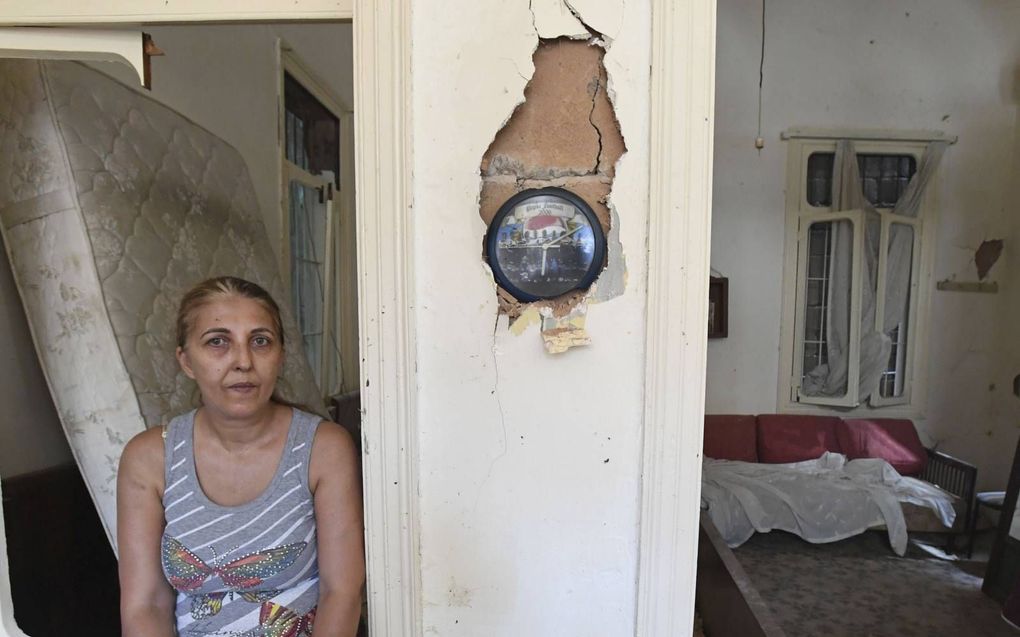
left=176, top=294, right=284, bottom=420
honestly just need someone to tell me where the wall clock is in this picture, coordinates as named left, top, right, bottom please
left=485, top=187, right=606, bottom=302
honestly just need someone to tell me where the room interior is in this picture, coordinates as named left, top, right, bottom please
left=1, top=1, right=1018, bottom=636
left=697, top=1, right=1020, bottom=635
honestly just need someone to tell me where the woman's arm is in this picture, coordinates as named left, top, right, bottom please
left=117, top=427, right=177, bottom=637
left=309, top=422, right=366, bottom=637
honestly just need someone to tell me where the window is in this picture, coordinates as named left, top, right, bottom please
left=779, top=133, right=946, bottom=412
left=279, top=47, right=356, bottom=398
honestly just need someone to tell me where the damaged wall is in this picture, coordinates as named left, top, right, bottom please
left=413, top=0, right=649, bottom=633
left=479, top=37, right=626, bottom=319
left=996, top=38, right=1020, bottom=483
left=709, top=0, right=1020, bottom=487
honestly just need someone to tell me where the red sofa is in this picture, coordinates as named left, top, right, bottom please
left=703, top=414, right=978, bottom=554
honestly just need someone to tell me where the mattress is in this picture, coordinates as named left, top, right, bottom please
left=0, top=60, right=325, bottom=551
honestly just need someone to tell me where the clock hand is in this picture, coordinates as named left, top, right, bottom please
left=542, top=225, right=583, bottom=248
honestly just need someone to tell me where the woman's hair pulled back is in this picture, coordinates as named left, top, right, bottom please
left=175, top=276, right=285, bottom=349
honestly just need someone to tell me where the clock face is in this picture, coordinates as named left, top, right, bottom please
left=486, top=187, right=606, bottom=302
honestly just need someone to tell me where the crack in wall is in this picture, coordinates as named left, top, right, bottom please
left=562, top=0, right=604, bottom=39
left=528, top=0, right=538, bottom=36
left=479, top=34, right=626, bottom=331
left=587, top=76, right=604, bottom=175
left=476, top=311, right=508, bottom=501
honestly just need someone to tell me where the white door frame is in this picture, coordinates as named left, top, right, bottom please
left=637, top=0, right=716, bottom=634
left=0, top=0, right=716, bottom=634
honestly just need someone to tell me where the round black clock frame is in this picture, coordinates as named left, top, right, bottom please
left=485, top=187, right=607, bottom=303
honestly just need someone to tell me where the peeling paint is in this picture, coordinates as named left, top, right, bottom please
left=480, top=35, right=628, bottom=337
left=414, top=0, right=648, bottom=631
left=562, top=0, right=626, bottom=43
left=591, top=205, right=627, bottom=302
left=539, top=304, right=590, bottom=353
left=975, top=238, right=1003, bottom=280
left=530, top=0, right=589, bottom=39
left=509, top=305, right=542, bottom=335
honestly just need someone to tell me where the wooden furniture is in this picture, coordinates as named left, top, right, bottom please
left=984, top=436, right=1020, bottom=602
left=919, top=448, right=978, bottom=556
left=696, top=516, right=786, bottom=637
left=2, top=463, right=120, bottom=635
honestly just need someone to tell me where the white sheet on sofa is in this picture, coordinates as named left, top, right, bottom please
left=701, top=452, right=956, bottom=556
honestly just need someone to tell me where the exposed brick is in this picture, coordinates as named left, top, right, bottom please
left=479, top=36, right=626, bottom=314
left=479, top=178, right=518, bottom=226
left=480, top=38, right=624, bottom=180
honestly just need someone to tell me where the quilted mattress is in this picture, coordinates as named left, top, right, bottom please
left=0, top=60, right=325, bottom=551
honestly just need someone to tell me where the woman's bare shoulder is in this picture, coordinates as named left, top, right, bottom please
left=309, top=421, right=357, bottom=486
left=311, top=420, right=356, bottom=456
left=119, top=426, right=167, bottom=488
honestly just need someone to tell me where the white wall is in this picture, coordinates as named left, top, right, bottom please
left=93, top=22, right=353, bottom=263
left=998, top=54, right=1020, bottom=487
left=0, top=234, right=72, bottom=479
left=412, top=0, right=650, bottom=634
left=709, top=0, right=1020, bottom=487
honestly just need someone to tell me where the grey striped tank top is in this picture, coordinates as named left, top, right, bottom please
left=160, top=408, right=321, bottom=637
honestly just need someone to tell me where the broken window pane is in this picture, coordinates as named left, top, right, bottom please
left=289, top=179, right=327, bottom=389
left=284, top=72, right=340, bottom=188
left=878, top=223, right=915, bottom=399
left=284, top=71, right=343, bottom=395
left=800, top=219, right=852, bottom=399
left=806, top=152, right=916, bottom=208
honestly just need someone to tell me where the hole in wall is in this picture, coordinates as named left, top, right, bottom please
left=479, top=36, right=627, bottom=321
left=975, top=239, right=1003, bottom=281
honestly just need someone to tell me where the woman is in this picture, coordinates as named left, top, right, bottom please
left=117, top=276, right=364, bottom=636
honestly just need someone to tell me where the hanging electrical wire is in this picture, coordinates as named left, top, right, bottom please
left=755, top=0, right=766, bottom=152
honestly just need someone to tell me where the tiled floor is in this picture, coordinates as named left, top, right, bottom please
left=732, top=530, right=1015, bottom=637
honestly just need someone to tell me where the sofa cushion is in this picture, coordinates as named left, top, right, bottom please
left=704, top=415, right=758, bottom=462
left=757, top=414, right=842, bottom=463
left=836, top=418, right=927, bottom=476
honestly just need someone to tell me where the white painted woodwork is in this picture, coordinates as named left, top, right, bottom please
left=0, top=1, right=352, bottom=24
left=0, top=27, right=144, bottom=83
left=636, top=0, right=716, bottom=633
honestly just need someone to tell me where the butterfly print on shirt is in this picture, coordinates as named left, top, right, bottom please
left=235, top=602, right=316, bottom=637
left=189, top=589, right=282, bottom=620
left=161, top=536, right=307, bottom=592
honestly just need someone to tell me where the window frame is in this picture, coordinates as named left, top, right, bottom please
left=791, top=209, right=866, bottom=407
left=870, top=213, right=923, bottom=407
left=777, top=132, right=942, bottom=417
left=276, top=40, right=354, bottom=398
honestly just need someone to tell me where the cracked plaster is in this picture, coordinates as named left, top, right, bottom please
left=479, top=36, right=627, bottom=337
left=975, top=238, right=1003, bottom=280
left=414, top=0, right=649, bottom=631
left=529, top=0, right=589, bottom=39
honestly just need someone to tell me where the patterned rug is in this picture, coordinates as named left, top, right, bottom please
left=734, top=531, right=1015, bottom=637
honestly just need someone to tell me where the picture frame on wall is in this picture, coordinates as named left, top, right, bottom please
left=708, top=276, right=728, bottom=339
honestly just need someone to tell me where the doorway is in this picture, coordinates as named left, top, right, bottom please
left=0, top=17, right=381, bottom=637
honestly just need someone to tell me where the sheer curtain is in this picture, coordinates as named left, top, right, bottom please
left=801, top=140, right=947, bottom=402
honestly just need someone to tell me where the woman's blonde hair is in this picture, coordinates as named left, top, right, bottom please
left=175, top=276, right=284, bottom=349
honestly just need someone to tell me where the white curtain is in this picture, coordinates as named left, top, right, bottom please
left=801, top=140, right=947, bottom=402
